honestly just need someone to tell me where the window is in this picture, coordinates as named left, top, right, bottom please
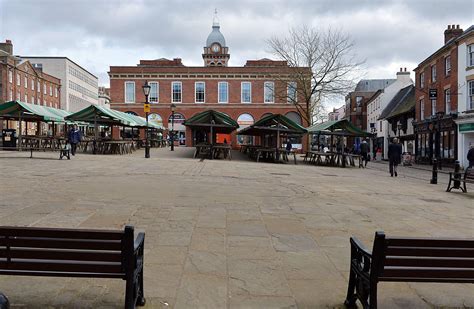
left=25, top=94, right=28, bottom=103
left=149, top=82, right=159, bottom=103
left=55, top=87, right=58, bottom=98
left=43, top=83, right=47, bottom=95
left=264, top=81, right=274, bottom=103
left=195, top=82, right=205, bottom=103
left=420, top=99, right=424, bottom=120
left=218, top=82, right=228, bottom=103
left=50, top=85, right=53, bottom=96
left=420, top=72, right=425, bottom=88
left=431, top=65, right=436, bottom=82
left=469, top=80, right=474, bottom=110
left=32, top=96, right=35, bottom=104
left=379, top=121, right=382, bottom=131
left=468, top=44, right=474, bottom=67
left=241, top=82, right=251, bottom=103
left=445, top=56, right=451, bottom=75
left=172, top=81, right=182, bottom=103
left=356, top=96, right=362, bottom=107
left=37, top=81, right=40, bottom=93
left=16, top=91, right=19, bottom=100
left=8, top=70, right=12, bottom=83
left=24, top=76, right=28, bottom=88
left=17, top=73, right=20, bottom=86
left=431, top=99, right=437, bottom=115
left=9, top=89, right=12, bottom=101
left=125, top=81, right=135, bottom=103
left=287, top=81, right=297, bottom=103
left=31, top=79, right=34, bottom=91
left=445, top=89, right=451, bottom=114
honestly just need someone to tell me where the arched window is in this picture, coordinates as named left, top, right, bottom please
left=148, top=113, right=163, bottom=127
left=168, top=112, right=185, bottom=123
left=125, top=111, right=138, bottom=116
left=237, top=113, right=255, bottom=145
left=285, top=111, right=302, bottom=125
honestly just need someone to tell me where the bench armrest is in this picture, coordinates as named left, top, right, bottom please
left=350, top=237, right=372, bottom=259
left=134, top=232, right=145, bottom=253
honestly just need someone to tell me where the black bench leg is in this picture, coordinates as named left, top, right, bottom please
left=446, top=177, right=452, bottom=192
left=125, top=277, right=135, bottom=309
left=344, top=265, right=357, bottom=308
left=463, top=182, right=467, bottom=193
left=369, top=282, right=377, bottom=309
left=136, top=265, right=146, bottom=306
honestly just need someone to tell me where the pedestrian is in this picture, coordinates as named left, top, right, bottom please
left=68, top=124, right=82, bottom=156
left=467, top=144, right=474, bottom=168
left=360, top=139, right=369, bottom=167
left=286, top=139, right=292, bottom=154
left=388, top=138, right=402, bottom=177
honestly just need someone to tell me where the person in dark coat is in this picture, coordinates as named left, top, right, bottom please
left=360, top=140, right=369, bottom=167
left=468, top=144, right=474, bottom=168
left=285, top=140, right=292, bottom=154
left=68, top=125, right=82, bottom=156
left=388, top=138, right=402, bottom=177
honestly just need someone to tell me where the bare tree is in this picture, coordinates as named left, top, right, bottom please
left=267, top=25, right=363, bottom=127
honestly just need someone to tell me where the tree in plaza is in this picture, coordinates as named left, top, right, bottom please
left=267, top=25, right=364, bottom=127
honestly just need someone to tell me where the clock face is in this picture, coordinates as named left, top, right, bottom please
left=212, top=44, right=220, bottom=53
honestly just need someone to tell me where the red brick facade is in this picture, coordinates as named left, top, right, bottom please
left=344, top=91, right=377, bottom=131
left=109, top=60, right=309, bottom=149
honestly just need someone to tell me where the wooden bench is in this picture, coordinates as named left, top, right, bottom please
left=447, top=167, right=473, bottom=193
left=345, top=231, right=474, bottom=309
left=0, top=226, right=146, bottom=309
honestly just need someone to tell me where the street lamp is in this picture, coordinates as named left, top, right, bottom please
left=170, top=103, right=176, bottom=151
left=142, top=81, right=151, bottom=158
left=397, top=122, right=402, bottom=138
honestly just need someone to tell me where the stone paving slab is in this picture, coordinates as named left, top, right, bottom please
left=0, top=148, right=472, bottom=308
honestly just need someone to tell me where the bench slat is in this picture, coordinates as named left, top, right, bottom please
left=381, top=267, right=474, bottom=279
left=0, top=248, right=122, bottom=262
left=386, top=238, right=474, bottom=248
left=385, top=257, right=474, bottom=268
left=0, top=237, right=122, bottom=251
left=0, top=226, right=124, bottom=240
left=385, top=246, right=474, bottom=258
left=378, top=277, right=474, bottom=283
left=0, top=270, right=124, bottom=278
left=0, top=260, right=123, bottom=274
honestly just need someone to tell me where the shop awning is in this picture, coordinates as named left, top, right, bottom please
left=0, top=100, right=67, bottom=122
left=65, top=105, right=154, bottom=128
left=307, top=119, right=373, bottom=137
left=183, top=110, right=239, bottom=133
left=237, top=114, right=307, bottom=136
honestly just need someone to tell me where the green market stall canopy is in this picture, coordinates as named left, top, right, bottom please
left=237, top=114, right=307, bottom=136
left=0, top=100, right=70, bottom=122
left=183, top=110, right=239, bottom=133
left=307, top=119, right=373, bottom=137
left=65, top=105, right=163, bottom=129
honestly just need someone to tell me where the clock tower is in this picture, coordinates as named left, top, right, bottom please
left=203, top=11, right=230, bottom=67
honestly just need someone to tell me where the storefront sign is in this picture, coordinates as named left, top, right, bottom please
left=429, top=89, right=437, bottom=99
left=459, top=123, right=474, bottom=132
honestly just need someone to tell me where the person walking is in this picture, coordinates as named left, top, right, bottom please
left=388, top=138, right=402, bottom=177
left=68, top=125, right=82, bottom=156
left=467, top=144, right=474, bottom=168
left=360, top=139, right=369, bottom=167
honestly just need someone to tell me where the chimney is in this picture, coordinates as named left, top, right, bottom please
left=0, top=39, right=13, bottom=55
left=444, top=24, right=463, bottom=44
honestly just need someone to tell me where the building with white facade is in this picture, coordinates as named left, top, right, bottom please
left=366, top=68, right=413, bottom=158
left=98, top=86, right=110, bottom=109
left=20, top=57, right=98, bottom=112
left=328, top=105, right=345, bottom=121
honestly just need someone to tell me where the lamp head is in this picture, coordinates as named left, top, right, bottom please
left=170, top=103, right=176, bottom=112
left=142, top=80, right=151, bottom=96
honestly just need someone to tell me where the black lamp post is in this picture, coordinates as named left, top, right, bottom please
left=170, top=103, right=176, bottom=151
left=142, top=81, right=151, bottom=158
left=397, top=122, right=402, bottom=138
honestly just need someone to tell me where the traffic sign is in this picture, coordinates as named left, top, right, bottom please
left=144, top=104, right=150, bottom=113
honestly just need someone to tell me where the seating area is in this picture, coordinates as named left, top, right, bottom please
left=304, top=151, right=362, bottom=168
left=447, top=167, right=474, bottom=193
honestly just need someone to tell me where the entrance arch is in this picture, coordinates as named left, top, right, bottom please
left=237, top=113, right=255, bottom=145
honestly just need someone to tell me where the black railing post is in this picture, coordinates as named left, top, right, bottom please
left=430, top=158, right=438, bottom=184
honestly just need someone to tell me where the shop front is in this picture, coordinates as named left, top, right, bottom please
left=168, top=113, right=186, bottom=146
left=455, top=113, right=474, bottom=168
left=414, top=117, right=457, bottom=165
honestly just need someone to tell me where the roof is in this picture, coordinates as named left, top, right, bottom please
left=307, top=119, right=372, bottom=137
left=384, top=85, right=416, bottom=120
left=20, top=56, right=98, bottom=79
left=0, top=100, right=70, bottom=122
left=355, top=79, right=396, bottom=92
left=206, top=24, right=226, bottom=47
left=379, top=85, right=415, bottom=120
left=415, top=25, right=474, bottom=71
left=183, top=110, right=239, bottom=133
left=237, top=114, right=307, bottom=136
left=65, top=105, right=163, bottom=129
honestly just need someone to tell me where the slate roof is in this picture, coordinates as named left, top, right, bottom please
left=378, top=85, right=415, bottom=120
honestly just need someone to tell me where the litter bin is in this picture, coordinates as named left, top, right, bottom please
left=2, top=129, right=17, bottom=149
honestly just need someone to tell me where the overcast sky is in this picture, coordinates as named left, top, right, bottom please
left=1, top=0, right=473, bottom=109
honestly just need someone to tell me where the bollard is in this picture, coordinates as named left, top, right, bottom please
left=0, top=293, right=9, bottom=309
left=453, top=160, right=461, bottom=189
left=430, top=158, right=438, bottom=184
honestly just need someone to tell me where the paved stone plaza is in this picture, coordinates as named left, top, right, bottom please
left=0, top=148, right=472, bottom=308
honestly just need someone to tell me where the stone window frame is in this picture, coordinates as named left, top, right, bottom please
left=194, top=81, right=205, bottom=103
left=264, top=81, right=274, bottom=103
left=171, top=81, right=182, bottom=103
left=218, top=81, right=228, bottom=103
left=124, top=81, right=136, bottom=103
left=241, top=82, right=252, bottom=104
left=149, top=81, right=159, bottom=103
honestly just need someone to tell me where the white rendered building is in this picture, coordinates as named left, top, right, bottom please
left=20, top=57, right=98, bottom=112
left=366, top=68, right=413, bottom=158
